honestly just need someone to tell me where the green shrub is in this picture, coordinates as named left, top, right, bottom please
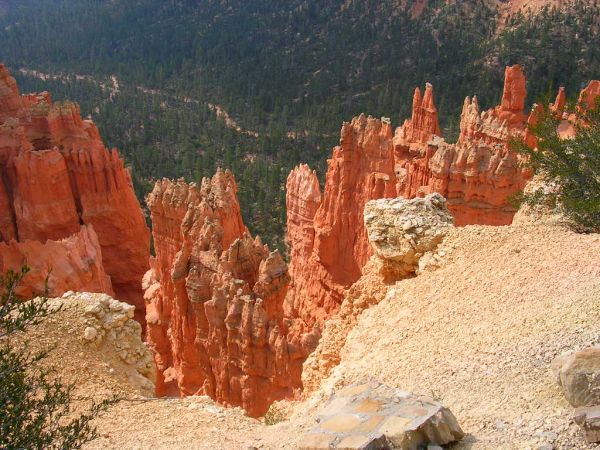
left=0, top=266, right=111, bottom=450
left=512, top=101, right=600, bottom=232
left=263, top=403, right=287, bottom=426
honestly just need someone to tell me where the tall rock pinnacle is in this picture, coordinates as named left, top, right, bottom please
left=399, top=83, right=442, bottom=144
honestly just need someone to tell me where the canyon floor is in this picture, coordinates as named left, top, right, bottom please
left=28, top=220, right=600, bottom=450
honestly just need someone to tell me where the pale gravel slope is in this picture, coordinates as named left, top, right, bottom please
left=319, top=224, right=600, bottom=449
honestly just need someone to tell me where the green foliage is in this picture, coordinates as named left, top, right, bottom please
left=0, top=266, right=52, bottom=338
left=0, top=267, right=111, bottom=450
left=0, top=0, right=598, bottom=250
left=263, top=403, right=287, bottom=426
left=512, top=103, right=600, bottom=232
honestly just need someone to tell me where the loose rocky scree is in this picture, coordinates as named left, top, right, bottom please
left=76, top=291, right=155, bottom=393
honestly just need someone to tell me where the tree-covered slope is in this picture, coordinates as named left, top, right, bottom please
left=0, top=0, right=598, bottom=251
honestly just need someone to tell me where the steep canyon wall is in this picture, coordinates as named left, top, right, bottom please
left=143, top=173, right=311, bottom=416
left=0, top=65, right=149, bottom=319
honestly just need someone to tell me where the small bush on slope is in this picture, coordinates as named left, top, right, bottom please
left=514, top=102, right=600, bottom=232
left=0, top=266, right=111, bottom=450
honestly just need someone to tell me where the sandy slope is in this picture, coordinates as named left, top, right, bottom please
left=317, top=224, right=600, bottom=449
left=87, top=223, right=600, bottom=449
left=15, top=296, right=153, bottom=402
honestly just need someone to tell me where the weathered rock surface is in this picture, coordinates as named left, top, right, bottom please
left=309, top=224, right=600, bottom=449
left=364, top=194, right=453, bottom=280
left=300, top=383, right=463, bottom=449
left=0, top=64, right=23, bottom=122
left=144, top=172, right=301, bottom=417
left=76, top=291, right=156, bottom=395
left=303, top=195, right=453, bottom=394
left=394, top=65, right=534, bottom=226
left=22, top=220, right=600, bottom=450
left=0, top=225, right=113, bottom=298
left=398, top=83, right=442, bottom=145
left=12, top=147, right=81, bottom=241
left=147, top=171, right=455, bottom=413
left=286, top=114, right=397, bottom=335
left=511, top=174, right=570, bottom=227
left=577, top=80, right=600, bottom=111
left=551, top=86, right=567, bottom=117
left=573, top=406, right=600, bottom=443
left=12, top=292, right=158, bottom=410
left=0, top=65, right=149, bottom=319
left=497, top=64, right=528, bottom=127
left=558, top=80, right=600, bottom=138
left=552, top=347, right=600, bottom=408
left=301, top=262, right=390, bottom=397
left=286, top=66, right=599, bottom=404
left=141, top=65, right=600, bottom=419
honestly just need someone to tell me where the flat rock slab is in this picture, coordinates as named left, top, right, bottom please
left=300, top=383, right=463, bottom=450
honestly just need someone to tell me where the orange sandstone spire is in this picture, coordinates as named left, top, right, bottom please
left=400, top=82, right=442, bottom=144
left=551, top=87, right=567, bottom=117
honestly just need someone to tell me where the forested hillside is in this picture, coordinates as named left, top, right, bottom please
left=0, top=0, right=598, bottom=251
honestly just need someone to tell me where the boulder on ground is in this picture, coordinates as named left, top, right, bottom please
left=552, top=346, right=600, bottom=407
left=73, top=292, right=156, bottom=394
left=300, top=382, right=463, bottom=450
left=364, top=193, right=453, bottom=280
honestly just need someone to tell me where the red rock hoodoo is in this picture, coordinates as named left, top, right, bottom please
left=398, top=83, right=442, bottom=145
left=394, top=64, right=533, bottom=226
left=285, top=115, right=397, bottom=333
left=558, top=80, right=600, bottom=138
left=577, top=79, right=600, bottom=111
left=0, top=65, right=149, bottom=319
left=286, top=65, right=533, bottom=333
left=143, top=172, right=304, bottom=417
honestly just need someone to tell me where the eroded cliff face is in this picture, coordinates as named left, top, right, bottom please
left=285, top=115, right=397, bottom=333
left=0, top=65, right=149, bottom=319
left=285, top=65, right=531, bottom=338
left=143, top=172, right=304, bottom=417
left=398, top=83, right=442, bottom=145
left=0, top=225, right=113, bottom=298
left=302, top=194, right=454, bottom=393
left=285, top=64, right=598, bottom=361
left=394, top=65, right=534, bottom=226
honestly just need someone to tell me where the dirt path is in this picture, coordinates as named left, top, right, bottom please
left=18, top=67, right=320, bottom=141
